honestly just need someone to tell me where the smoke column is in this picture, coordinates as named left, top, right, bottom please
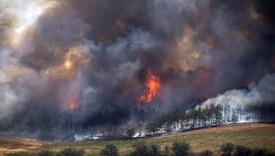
left=0, top=0, right=274, bottom=139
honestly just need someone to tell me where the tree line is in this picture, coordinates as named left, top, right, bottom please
left=140, top=102, right=271, bottom=136
left=143, top=104, right=223, bottom=135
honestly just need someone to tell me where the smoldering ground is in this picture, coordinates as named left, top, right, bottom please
left=0, top=0, right=274, bottom=139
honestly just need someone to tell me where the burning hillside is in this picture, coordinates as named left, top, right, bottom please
left=0, top=0, right=274, bottom=140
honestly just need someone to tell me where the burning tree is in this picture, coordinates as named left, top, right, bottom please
left=139, top=70, right=161, bottom=104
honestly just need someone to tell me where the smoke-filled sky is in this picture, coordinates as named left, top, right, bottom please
left=0, top=0, right=274, bottom=138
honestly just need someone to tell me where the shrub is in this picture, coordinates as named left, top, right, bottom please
left=200, top=150, right=213, bottom=156
left=163, top=145, right=171, bottom=156
left=38, top=150, right=54, bottom=156
left=250, top=148, right=274, bottom=156
left=148, top=144, right=162, bottom=156
left=130, top=142, right=148, bottom=156
left=221, top=143, right=234, bottom=156
left=172, top=141, right=191, bottom=156
left=235, top=145, right=252, bottom=156
left=100, top=144, right=119, bottom=156
left=60, top=148, right=84, bottom=156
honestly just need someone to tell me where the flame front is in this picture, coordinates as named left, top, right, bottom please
left=139, top=70, right=161, bottom=104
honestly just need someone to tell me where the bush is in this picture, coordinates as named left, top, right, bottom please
left=148, top=144, right=162, bottom=156
left=60, top=148, right=84, bottom=156
left=250, top=148, right=274, bottom=156
left=163, top=145, right=171, bottom=156
left=200, top=150, right=213, bottom=156
left=235, top=145, right=252, bottom=156
left=130, top=142, right=149, bottom=156
left=38, top=150, right=54, bottom=156
left=221, top=143, right=234, bottom=156
left=172, top=141, right=191, bottom=156
left=100, top=144, right=119, bottom=156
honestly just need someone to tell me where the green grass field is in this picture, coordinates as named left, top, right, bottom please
left=1, top=123, right=275, bottom=156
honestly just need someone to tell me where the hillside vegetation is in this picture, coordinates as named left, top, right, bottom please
left=1, top=123, right=275, bottom=156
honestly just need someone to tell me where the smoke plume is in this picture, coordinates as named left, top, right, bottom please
left=0, top=0, right=274, bottom=139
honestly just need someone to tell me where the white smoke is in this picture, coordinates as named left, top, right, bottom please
left=0, top=85, right=17, bottom=119
left=0, top=50, right=30, bottom=120
left=200, top=74, right=275, bottom=122
left=201, top=89, right=262, bottom=109
left=201, top=74, right=275, bottom=108
left=255, top=74, right=275, bottom=104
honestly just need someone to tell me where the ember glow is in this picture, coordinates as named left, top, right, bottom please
left=67, top=99, right=78, bottom=111
left=139, top=70, right=161, bottom=104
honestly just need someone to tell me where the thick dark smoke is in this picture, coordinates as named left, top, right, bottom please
left=0, top=0, right=274, bottom=139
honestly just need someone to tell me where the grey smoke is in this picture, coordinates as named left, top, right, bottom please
left=0, top=0, right=274, bottom=139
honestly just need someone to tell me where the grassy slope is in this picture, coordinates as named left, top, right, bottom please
left=1, top=123, right=275, bottom=155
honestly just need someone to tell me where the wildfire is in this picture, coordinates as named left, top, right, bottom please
left=67, top=99, right=78, bottom=111
left=66, top=88, right=80, bottom=111
left=139, top=70, right=161, bottom=104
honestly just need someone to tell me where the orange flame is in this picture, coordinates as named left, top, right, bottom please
left=139, top=70, right=161, bottom=104
left=67, top=99, right=78, bottom=111
left=66, top=91, right=79, bottom=111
